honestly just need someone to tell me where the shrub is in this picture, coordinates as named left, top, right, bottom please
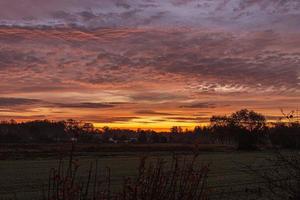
left=46, top=146, right=209, bottom=200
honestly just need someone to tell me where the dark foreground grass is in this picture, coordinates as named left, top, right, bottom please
left=0, top=149, right=279, bottom=200
left=0, top=143, right=234, bottom=160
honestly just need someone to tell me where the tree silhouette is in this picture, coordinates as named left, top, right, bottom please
left=210, top=109, right=267, bottom=149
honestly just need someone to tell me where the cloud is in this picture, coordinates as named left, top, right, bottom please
left=0, top=49, right=43, bottom=69
left=166, top=116, right=211, bottom=122
left=0, top=114, right=47, bottom=120
left=53, top=102, right=117, bottom=109
left=0, top=0, right=299, bottom=127
left=180, top=102, right=217, bottom=109
left=0, top=97, right=42, bottom=107
left=0, top=27, right=299, bottom=97
left=1, top=0, right=300, bottom=31
left=92, top=116, right=139, bottom=123
left=130, top=92, right=186, bottom=102
left=0, top=96, right=126, bottom=112
left=135, top=110, right=176, bottom=116
left=79, top=11, right=97, bottom=21
left=116, top=2, right=131, bottom=9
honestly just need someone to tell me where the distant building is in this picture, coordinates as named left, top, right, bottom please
left=108, top=137, right=118, bottom=144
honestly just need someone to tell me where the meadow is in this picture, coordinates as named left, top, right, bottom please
left=0, top=145, right=280, bottom=200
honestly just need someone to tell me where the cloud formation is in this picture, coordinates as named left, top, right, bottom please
left=1, top=0, right=300, bottom=31
left=0, top=1, right=299, bottom=129
left=0, top=97, right=41, bottom=107
left=53, top=102, right=116, bottom=109
left=135, top=110, right=176, bottom=116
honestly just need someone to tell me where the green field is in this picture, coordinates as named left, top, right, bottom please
left=0, top=149, right=279, bottom=200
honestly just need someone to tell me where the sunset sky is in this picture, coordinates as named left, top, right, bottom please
left=0, top=0, right=299, bottom=130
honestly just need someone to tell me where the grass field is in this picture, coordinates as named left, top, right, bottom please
left=0, top=144, right=281, bottom=200
left=0, top=143, right=235, bottom=159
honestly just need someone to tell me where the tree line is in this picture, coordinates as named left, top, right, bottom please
left=0, top=109, right=299, bottom=149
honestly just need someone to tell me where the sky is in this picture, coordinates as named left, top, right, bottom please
left=0, top=0, right=299, bottom=130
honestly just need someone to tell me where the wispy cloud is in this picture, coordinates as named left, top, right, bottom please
left=53, top=102, right=116, bottom=109
left=135, top=110, right=176, bottom=116
left=0, top=97, right=42, bottom=107
left=180, top=102, right=217, bottom=109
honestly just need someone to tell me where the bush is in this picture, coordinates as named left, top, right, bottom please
left=46, top=146, right=209, bottom=200
left=270, top=123, right=300, bottom=149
